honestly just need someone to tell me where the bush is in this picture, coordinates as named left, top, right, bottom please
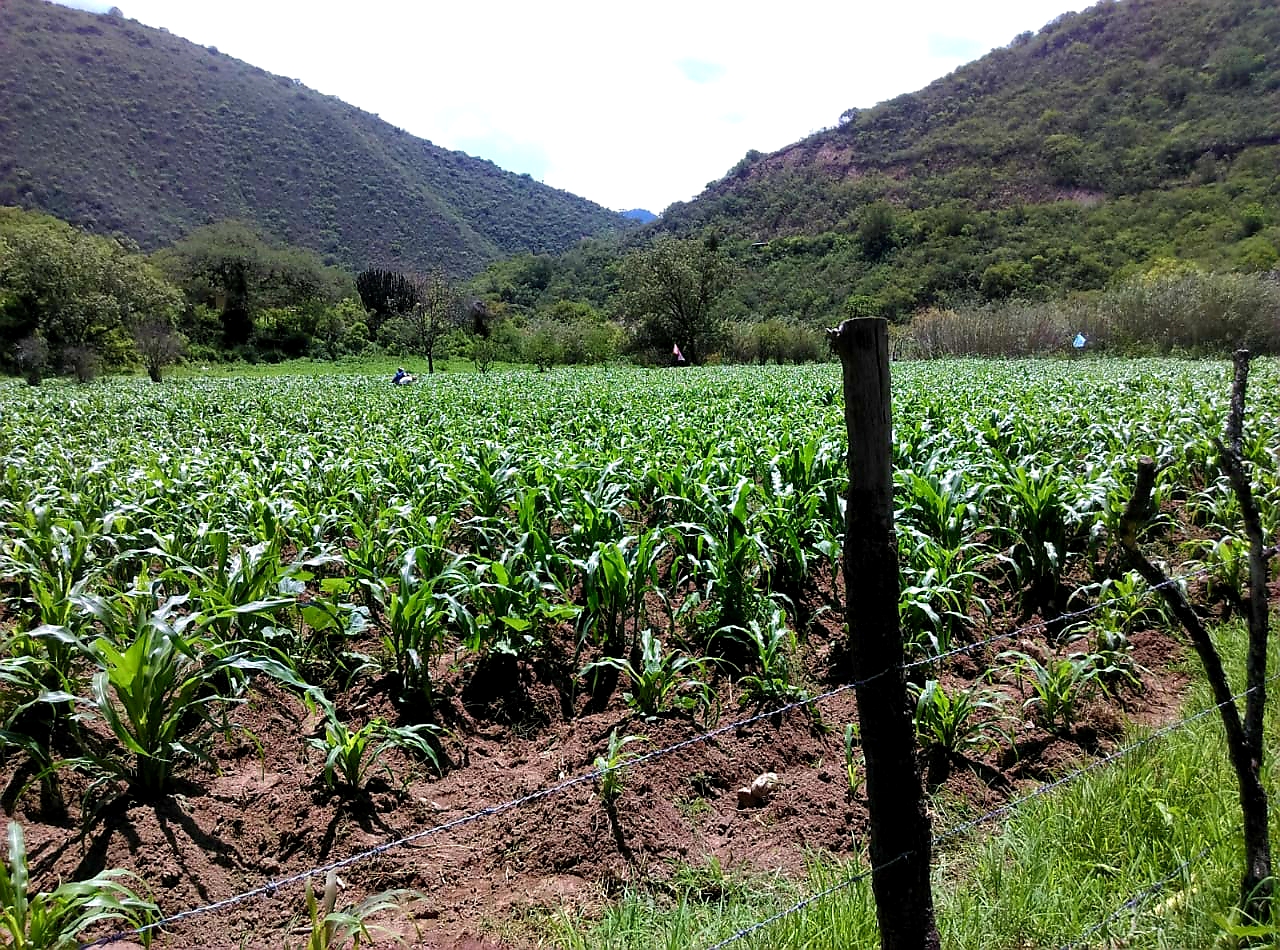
left=724, top=319, right=829, bottom=364
left=13, top=333, right=49, bottom=385
left=905, top=269, right=1280, bottom=357
left=62, top=344, right=102, bottom=382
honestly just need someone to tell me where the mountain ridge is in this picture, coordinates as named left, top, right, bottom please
left=663, top=0, right=1280, bottom=243
left=0, top=0, right=630, bottom=276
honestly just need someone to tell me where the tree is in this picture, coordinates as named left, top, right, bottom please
left=857, top=203, right=898, bottom=260
left=377, top=271, right=458, bottom=373
left=355, top=269, right=418, bottom=336
left=154, top=221, right=351, bottom=350
left=0, top=208, right=181, bottom=375
left=133, top=320, right=185, bottom=382
left=619, top=235, right=732, bottom=364
left=13, top=332, right=50, bottom=386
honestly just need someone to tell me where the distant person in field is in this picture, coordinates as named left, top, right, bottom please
left=392, top=366, right=415, bottom=385
left=672, top=343, right=688, bottom=367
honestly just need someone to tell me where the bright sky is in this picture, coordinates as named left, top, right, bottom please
left=56, top=0, right=1079, bottom=214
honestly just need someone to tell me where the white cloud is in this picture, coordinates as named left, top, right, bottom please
left=50, top=0, right=1079, bottom=213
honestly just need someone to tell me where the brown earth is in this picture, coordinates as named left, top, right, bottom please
left=6, top=587, right=1197, bottom=950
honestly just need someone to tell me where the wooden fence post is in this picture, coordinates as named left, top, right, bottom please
left=828, top=318, right=940, bottom=950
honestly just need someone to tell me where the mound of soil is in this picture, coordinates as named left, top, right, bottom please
left=9, top=599, right=1191, bottom=950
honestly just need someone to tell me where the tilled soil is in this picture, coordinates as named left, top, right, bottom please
left=9, top=606, right=1190, bottom=950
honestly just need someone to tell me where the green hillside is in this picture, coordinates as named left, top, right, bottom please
left=671, top=0, right=1280, bottom=234
left=0, top=0, right=629, bottom=277
left=489, top=0, right=1279, bottom=332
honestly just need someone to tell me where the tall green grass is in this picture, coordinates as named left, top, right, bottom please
left=547, top=626, right=1279, bottom=949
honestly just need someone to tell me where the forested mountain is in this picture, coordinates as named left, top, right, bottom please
left=0, top=0, right=629, bottom=277
left=671, top=0, right=1279, bottom=236
left=617, top=0, right=1279, bottom=323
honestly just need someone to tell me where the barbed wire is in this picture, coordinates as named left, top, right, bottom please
left=701, top=852, right=910, bottom=950
left=79, top=555, right=1258, bottom=948
left=700, top=675, right=1277, bottom=950
left=1057, top=827, right=1237, bottom=950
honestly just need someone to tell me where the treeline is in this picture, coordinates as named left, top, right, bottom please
left=0, top=208, right=830, bottom=383
left=902, top=265, right=1280, bottom=358
left=0, top=209, right=361, bottom=381
left=5, top=204, right=1276, bottom=385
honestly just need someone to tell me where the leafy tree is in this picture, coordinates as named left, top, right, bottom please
left=314, top=298, right=370, bottom=359
left=13, top=332, right=50, bottom=386
left=154, top=221, right=351, bottom=350
left=0, top=207, right=181, bottom=375
left=398, top=271, right=458, bottom=374
left=619, top=235, right=732, bottom=364
left=134, top=320, right=185, bottom=382
left=857, top=202, right=898, bottom=260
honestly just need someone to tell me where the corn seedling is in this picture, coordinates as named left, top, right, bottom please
left=999, top=650, right=1099, bottom=734
left=0, top=821, right=158, bottom=950
left=911, top=679, right=1009, bottom=755
left=581, top=629, right=716, bottom=720
left=594, top=730, right=646, bottom=804
left=306, top=693, right=445, bottom=792
left=297, top=869, right=420, bottom=950
left=721, top=607, right=808, bottom=708
left=843, top=723, right=863, bottom=797
left=79, top=582, right=310, bottom=796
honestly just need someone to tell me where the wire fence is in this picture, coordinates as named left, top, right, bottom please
left=702, top=675, right=1278, bottom=950
left=1056, top=828, right=1235, bottom=950
left=80, top=557, right=1258, bottom=949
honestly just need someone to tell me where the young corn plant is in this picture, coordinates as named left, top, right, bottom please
left=306, top=693, right=445, bottom=793
left=1181, top=533, right=1250, bottom=618
left=0, top=641, right=81, bottom=813
left=721, top=607, right=808, bottom=708
left=1, top=506, right=98, bottom=630
left=999, top=650, right=1099, bottom=735
left=897, top=463, right=986, bottom=551
left=574, top=529, right=666, bottom=663
left=580, top=629, right=716, bottom=720
left=339, top=512, right=412, bottom=613
left=843, top=723, right=864, bottom=797
left=297, top=869, right=419, bottom=950
left=79, top=581, right=309, bottom=797
left=594, top=730, right=646, bottom=805
left=455, top=553, right=577, bottom=662
left=910, top=679, right=1009, bottom=756
left=555, top=459, right=630, bottom=563
left=1063, top=571, right=1159, bottom=691
left=162, top=534, right=297, bottom=645
left=376, top=547, right=464, bottom=708
left=994, top=463, right=1083, bottom=614
left=0, top=821, right=158, bottom=950
left=671, top=477, right=771, bottom=637
left=898, top=535, right=994, bottom=659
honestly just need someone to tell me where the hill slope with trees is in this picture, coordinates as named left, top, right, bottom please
left=0, top=0, right=629, bottom=277
left=670, top=0, right=1280, bottom=239
left=589, top=0, right=1279, bottom=329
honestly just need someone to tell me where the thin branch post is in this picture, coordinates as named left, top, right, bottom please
left=1119, top=350, right=1273, bottom=923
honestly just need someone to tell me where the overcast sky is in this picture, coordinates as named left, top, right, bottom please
left=55, top=0, right=1080, bottom=214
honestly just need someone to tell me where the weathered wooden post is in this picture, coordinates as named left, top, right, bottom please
left=828, top=318, right=940, bottom=950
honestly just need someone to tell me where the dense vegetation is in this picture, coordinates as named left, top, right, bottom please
left=480, top=0, right=1280, bottom=328
left=0, top=0, right=630, bottom=277
left=5, top=0, right=1280, bottom=376
left=1, top=358, right=1276, bottom=945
